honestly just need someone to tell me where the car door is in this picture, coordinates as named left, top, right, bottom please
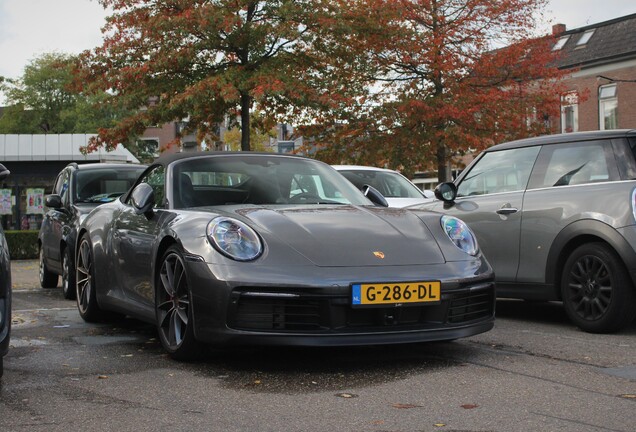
left=441, top=146, right=540, bottom=282
left=516, top=139, right=620, bottom=284
left=111, top=166, right=166, bottom=307
left=41, top=169, right=71, bottom=271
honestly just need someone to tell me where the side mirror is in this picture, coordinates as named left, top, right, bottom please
left=0, top=164, right=9, bottom=181
left=434, top=182, right=457, bottom=202
left=362, top=185, right=389, bottom=207
left=45, top=194, right=63, bottom=209
left=130, top=183, right=155, bottom=216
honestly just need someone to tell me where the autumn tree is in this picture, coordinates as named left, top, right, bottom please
left=306, top=0, right=568, bottom=180
left=78, top=0, right=363, bottom=153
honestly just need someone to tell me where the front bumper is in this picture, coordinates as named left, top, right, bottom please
left=186, top=258, right=495, bottom=346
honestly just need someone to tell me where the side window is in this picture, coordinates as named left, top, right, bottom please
left=54, top=170, right=70, bottom=204
left=457, top=147, right=540, bottom=197
left=531, top=141, right=616, bottom=188
left=129, top=166, right=165, bottom=208
left=615, top=137, right=636, bottom=179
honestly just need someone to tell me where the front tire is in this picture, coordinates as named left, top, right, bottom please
left=62, top=247, right=76, bottom=300
left=561, top=242, right=636, bottom=333
left=155, top=247, right=201, bottom=360
left=39, top=248, right=58, bottom=288
left=75, top=234, right=106, bottom=322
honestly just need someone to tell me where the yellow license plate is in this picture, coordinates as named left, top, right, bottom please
left=351, top=281, right=441, bottom=306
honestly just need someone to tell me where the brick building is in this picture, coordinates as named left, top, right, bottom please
left=138, top=120, right=200, bottom=156
left=553, top=14, right=636, bottom=133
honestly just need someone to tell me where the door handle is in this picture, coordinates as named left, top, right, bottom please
left=496, top=206, right=518, bottom=215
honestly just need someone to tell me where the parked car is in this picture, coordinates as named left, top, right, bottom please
left=415, top=130, right=636, bottom=333
left=0, top=163, right=12, bottom=378
left=75, top=152, right=495, bottom=359
left=333, top=165, right=434, bottom=207
left=39, top=162, right=146, bottom=299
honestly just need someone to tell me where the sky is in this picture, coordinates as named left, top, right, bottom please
left=1, top=0, right=636, bottom=103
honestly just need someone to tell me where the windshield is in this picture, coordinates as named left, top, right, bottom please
left=171, top=155, right=371, bottom=208
left=338, top=169, right=424, bottom=198
left=74, top=166, right=145, bottom=203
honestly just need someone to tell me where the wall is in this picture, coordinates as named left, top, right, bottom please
left=559, top=61, right=636, bottom=132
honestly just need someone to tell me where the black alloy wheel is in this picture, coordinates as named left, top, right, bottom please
left=561, top=242, right=636, bottom=333
left=39, top=248, right=58, bottom=288
left=156, top=247, right=200, bottom=360
left=75, top=234, right=105, bottom=322
left=62, top=247, right=76, bottom=300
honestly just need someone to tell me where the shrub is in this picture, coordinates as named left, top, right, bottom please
left=5, top=230, right=39, bottom=260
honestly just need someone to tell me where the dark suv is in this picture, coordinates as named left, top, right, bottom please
left=420, top=130, right=636, bottom=333
left=39, top=162, right=146, bottom=299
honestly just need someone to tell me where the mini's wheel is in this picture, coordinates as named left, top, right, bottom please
left=155, top=247, right=201, bottom=360
left=561, top=242, right=636, bottom=333
left=62, top=247, right=76, bottom=300
left=39, top=248, right=58, bottom=288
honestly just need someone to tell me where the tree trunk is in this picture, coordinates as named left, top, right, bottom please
left=436, top=140, right=449, bottom=182
left=240, top=91, right=251, bottom=151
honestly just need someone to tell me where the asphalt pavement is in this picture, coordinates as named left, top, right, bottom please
left=11, top=259, right=42, bottom=290
left=4, top=259, right=636, bottom=432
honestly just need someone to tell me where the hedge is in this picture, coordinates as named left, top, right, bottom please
left=5, top=230, right=39, bottom=260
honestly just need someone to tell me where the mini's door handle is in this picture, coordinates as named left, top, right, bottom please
left=496, top=206, right=518, bottom=215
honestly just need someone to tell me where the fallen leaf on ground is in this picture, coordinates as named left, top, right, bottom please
left=335, top=393, right=358, bottom=398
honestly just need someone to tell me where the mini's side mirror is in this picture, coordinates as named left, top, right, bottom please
left=45, top=194, right=63, bottom=209
left=362, top=184, right=389, bottom=207
left=434, top=182, right=457, bottom=202
left=130, top=183, right=155, bottom=215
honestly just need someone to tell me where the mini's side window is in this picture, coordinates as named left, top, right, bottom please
left=457, top=147, right=540, bottom=197
left=530, top=140, right=618, bottom=188
left=616, top=137, right=636, bottom=179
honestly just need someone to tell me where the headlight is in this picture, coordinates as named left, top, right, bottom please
left=441, top=215, right=478, bottom=256
left=207, top=217, right=263, bottom=261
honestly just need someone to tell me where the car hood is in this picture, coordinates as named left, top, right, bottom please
left=227, top=205, right=445, bottom=267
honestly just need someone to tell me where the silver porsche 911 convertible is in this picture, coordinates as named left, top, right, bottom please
left=75, top=152, right=495, bottom=359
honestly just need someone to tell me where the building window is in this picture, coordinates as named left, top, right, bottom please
left=576, top=29, right=595, bottom=47
left=561, top=92, right=579, bottom=133
left=552, top=36, right=569, bottom=50
left=599, top=84, right=618, bottom=130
